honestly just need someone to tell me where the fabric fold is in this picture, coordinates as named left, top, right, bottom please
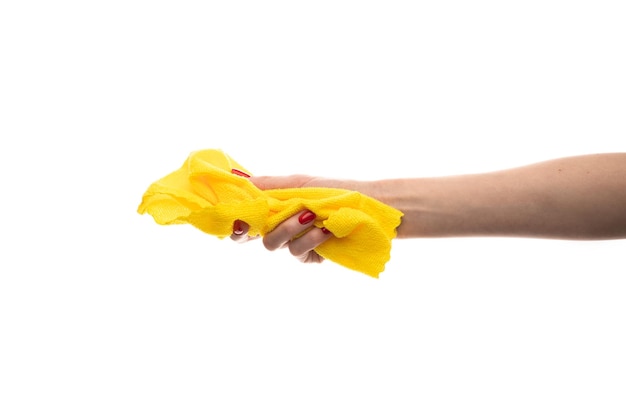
left=137, top=149, right=403, bottom=278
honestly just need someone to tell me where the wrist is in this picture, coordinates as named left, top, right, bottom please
left=360, top=179, right=424, bottom=238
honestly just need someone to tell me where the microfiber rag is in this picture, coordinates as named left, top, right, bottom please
left=137, top=149, right=403, bottom=277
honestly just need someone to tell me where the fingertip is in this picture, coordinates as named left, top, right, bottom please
left=233, top=220, right=244, bottom=235
left=262, top=234, right=281, bottom=251
left=231, top=168, right=251, bottom=178
left=230, top=220, right=251, bottom=242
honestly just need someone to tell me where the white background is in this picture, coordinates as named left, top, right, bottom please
left=1, top=1, right=625, bottom=417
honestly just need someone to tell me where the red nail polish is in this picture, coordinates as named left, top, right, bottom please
left=298, top=211, right=316, bottom=225
left=233, top=220, right=244, bottom=235
left=231, top=168, right=250, bottom=178
left=321, top=227, right=331, bottom=234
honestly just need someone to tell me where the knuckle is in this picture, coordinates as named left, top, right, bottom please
left=284, top=222, right=304, bottom=238
left=262, top=235, right=280, bottom=251
left=288, top=242, right=306, bottom=257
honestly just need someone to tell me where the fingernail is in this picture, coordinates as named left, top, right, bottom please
left=231, top=168, right=250, bottom=178
left=233, top=220, right=244, bottom=235
left=321, top=227, right=331, bottom=234
left=298, top=211, right=316, bottom=225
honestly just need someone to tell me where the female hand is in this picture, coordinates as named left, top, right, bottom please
left=231, top=209, right=332, bottom=263
left=230, top=175, right=342, bottom=263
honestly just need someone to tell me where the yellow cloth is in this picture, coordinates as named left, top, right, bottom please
left=137, top=149, right=403, bottom=278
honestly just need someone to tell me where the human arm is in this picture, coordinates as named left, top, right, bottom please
left=232, top=153, right=626, bottom=261
left=370, top=152, right=626, bottom=240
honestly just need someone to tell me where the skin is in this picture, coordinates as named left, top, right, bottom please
left=231, top=153, right=626, bottom=263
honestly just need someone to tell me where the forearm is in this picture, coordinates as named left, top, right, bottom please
left=360, top=153, right=626, bottom=240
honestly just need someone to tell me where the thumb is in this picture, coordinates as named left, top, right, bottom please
left=249, top=175, right=315, bottom=191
